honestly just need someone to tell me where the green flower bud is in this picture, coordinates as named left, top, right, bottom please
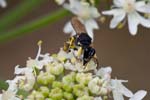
left=103, top=96, right=108, bottom=100
left=47, top=62, right=64, bottom=75
left=39, top=86, right=49, bottom=97
left=76, top=73, right=92, bottom=85
left=52, top=81, right=62, bottom=88
left=77, top=95, right=94, bottom=100
left=49, top=88, right=63, bottom=100
left=99, top=87, right=108, bottom=95
left=63, top=92, right=74, bottom=100
left=27, top=90, right=37, bottom=99
left=35, top=91, right=45, bottom=100
left=37, top=71, right=55, bottom=85
left=73, top=84, right=89, bottom=97
left=62, top=72, right=76, bottom=85
left=88, top=77, right=103, bottom=95
left=62, top=83, right=72, bottom=92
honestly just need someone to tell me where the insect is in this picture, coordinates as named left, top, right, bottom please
left=63, top=17, right=98, bottom=66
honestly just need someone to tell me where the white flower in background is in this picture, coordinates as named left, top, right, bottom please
left=102, top=0, right=150, bottom=35
left=55, top=0, right=65, bottom=5
left=0, top=0, right=6, bottom=8
left=129, top=90, right=147, bottom=100
left=111, top=79, right=134, bottom=100
left=63, top=0, right=100, bottom=39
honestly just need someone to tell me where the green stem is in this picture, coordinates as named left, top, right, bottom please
left=0, top=9, right=70, bottom=43
left=0, top=0, right=45, bottom=32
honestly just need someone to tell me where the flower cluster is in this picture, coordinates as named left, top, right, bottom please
left=56, top=0, right=150, bottom=38
left=0, top=41, right=147, bottom=100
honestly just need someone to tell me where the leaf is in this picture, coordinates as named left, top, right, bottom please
left=0, top=80, right=8, bottom=90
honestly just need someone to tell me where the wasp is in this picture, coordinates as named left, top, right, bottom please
left=63, top=17, right=98, bottom=66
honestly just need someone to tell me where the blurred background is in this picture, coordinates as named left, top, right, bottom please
left=0, top=0, right=150, bottom=99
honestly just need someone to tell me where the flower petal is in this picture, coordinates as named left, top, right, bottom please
left=136, top=1, right=150, bottom=13
left=102, top=9, right=118, bottom=16
left=63, top=21, right=76, bottom=36
left=120, top=83, right=133, bottom=97
left=63, top=0, right=81, bottom=15
left=129, top=90, right=147, bottom=100
left=111, top=79, right=133, bottom=98
left=112, top=90, right=124, bottom=100
left=84, top=19, right=99, bottom=39
left=110, top=10, right=126, bottom=28
left=96, top=66, right=112, bottom=80
left=127, top=12, right=140, bottom=35
left=14, top=65, right=31, bottom=74
left=90, top=6, right=100, bottom=18
left=138, top=13, right=150, bottom=28
left=113, top=0, right=125, bottom=7
left=103, top=9, right=126, bottom=29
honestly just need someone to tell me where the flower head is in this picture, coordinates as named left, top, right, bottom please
left=0, top=41, right=147, bottom=100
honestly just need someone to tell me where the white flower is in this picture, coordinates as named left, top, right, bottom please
left=0, top=91, right=21, bottom=100
left=95, top=66, right=112, bottom=80
left=94, top=96, right=102, bottom=100
left=102, top=0, right=150, bottom=35
left=57, top=48, right=74, bottom=62
left=0, top=76, right=22, bottom=100
left=55, top=0, right=65, bottom=5
left=84, top=59, right=97, bottom=71
left=129, top=90, right=147, bottom=100
left=88, top=77, right=104, bottom=95
left=111, top=79, right=133, bottom=100
left=6, top=76, right=23, bottom=93
left=64, top=60, right=85, bottom=72
left=0, top=0, right=6, bottom=8
left=46, top=62, right=64, bottom=75
left=26, top=41, right=53, bottom=69
left=14, top=65, right=35, bottom=91
left=63, top=0, right=100, bottom=39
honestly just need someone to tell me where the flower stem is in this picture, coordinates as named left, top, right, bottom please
left=0, top=9, right=70, bottom=43
left=0, top=0, right=45, bottom=32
